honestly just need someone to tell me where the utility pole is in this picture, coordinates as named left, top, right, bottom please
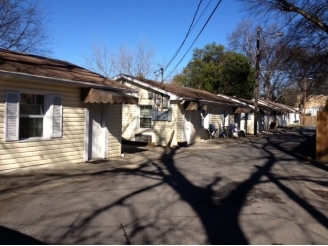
left=160, top=67, right=163, bottom=83
left=254, top=26, right=261, bottom=136
left=303, top=78, right=307, bottom=124
left=160, top=67, right=164, bottom=90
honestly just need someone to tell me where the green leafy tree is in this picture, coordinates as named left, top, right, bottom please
left=172, top=42, right=255, bottom=99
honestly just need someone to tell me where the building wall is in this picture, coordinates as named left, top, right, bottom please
left=176, top=103, right=185, bottom=143
left=120, top=81, right=180, bottom=146
left=0, top=78, right=85, bottom=170
left=119, top=80, right=213, bottom=146
left=0, top=78, right=125, bottom=170
left=209, top=107, right=234, bottom=129
left=209, top=109, right=223, bottom=130
left=122, top=104, right=138, bottom=140
left=189, top=110, right=208, bottom=142
left=108, top=104, right=123, bottom=158
left=152, top=102, right=178, bottom=146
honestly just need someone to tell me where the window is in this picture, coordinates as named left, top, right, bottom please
left=139, top=105, right=152, bottom=128
left=5, top=91, right=62, bottom=141
left=162, top=97, right=168, bottom=109
left=19, top=94, right=45, bottom=138
left=155, top=94, right=161, bottom=106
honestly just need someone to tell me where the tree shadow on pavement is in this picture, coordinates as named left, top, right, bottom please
left=2, top=129, right=328, bottom=244
left=56, top=130, right=328, bottom=244
left=0, top=225, right=44, bottom=245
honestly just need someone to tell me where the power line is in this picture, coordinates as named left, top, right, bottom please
left=155, top=0, right=204, bottom=81
left=164, top=0, right=223, bottom=81
left=159, top=0, right=213, bottom=81
left=163, top=0, right=203, bottom=72
left=188, top=0, right=213, bottom=39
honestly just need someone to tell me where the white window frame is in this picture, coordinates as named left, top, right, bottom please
left=4, top=91, right=63, bottom=142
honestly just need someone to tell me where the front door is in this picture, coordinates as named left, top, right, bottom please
left=184, top=110, right=191, bottom=144
left=88, top=104, right=104, bottom=160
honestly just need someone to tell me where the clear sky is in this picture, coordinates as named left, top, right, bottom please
left=40, top=0, right=248, bottom=79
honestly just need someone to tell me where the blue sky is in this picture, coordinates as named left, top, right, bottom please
left=40, top=0, right=247, bottom=79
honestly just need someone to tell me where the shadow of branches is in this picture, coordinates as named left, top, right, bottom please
left=1, top=127, right=327, bottom=244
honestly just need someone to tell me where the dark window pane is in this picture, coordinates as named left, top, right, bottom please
left=140, top=118, right=151, bottom=128
left=20, top=94, right=44, bottom=115
left=19, top=118, right=43, bottom=138
left=140, top=106, right=152, bottom=117
left=162, top=97, right=168, bottom=108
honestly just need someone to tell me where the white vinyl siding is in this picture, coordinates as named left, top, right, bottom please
left=108, top=104, right=122, bottom=158
left=176, top=104, right=185, bottom=143
left=210, top=109, right=224, bottom=130
left=121, top=104, right=138, bottom=141
left=189, top=110, right=208, bottom=142
left=52, top=95, right=63, bottom=137
left=0, top=79, right=85, bottom=170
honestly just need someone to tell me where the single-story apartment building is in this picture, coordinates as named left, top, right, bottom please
left=0, top=49, right=138, bottom=170
left=113, top=74, right=244, bottom=146
left=217, top=94, right=300, bottom=134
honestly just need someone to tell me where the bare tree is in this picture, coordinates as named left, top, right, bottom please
left=237, top=0, right=328, bottom=34
left=85, top=38, right=156, bottom=79
left=228, top=20, right=291, bottom=101
left=233, top=0, right=328, bottom=109
left=228, top=20, right=257, bottom=65
left=84, top=42, right=114, bottom=78
left=0, top=0, right=51, bottom=55
left=281, top=47, right=328, bottom=111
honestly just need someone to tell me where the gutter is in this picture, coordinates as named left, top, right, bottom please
left=258, top=99, right=285, bottom=112
left=198, top=99, right=240, bottom=107
left=0, top=70, right=136, bottom=93
left=260, top=99, right=297, bottom=113
left=217, top=94, right=254, bottom=108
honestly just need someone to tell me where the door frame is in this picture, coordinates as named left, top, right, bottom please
left=84, top=103, right=109, bottom=161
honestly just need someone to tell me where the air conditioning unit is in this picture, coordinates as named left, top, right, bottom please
left=135, top=134, right=152, bottom=143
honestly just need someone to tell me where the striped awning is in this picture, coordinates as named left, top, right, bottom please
left=81, top=88, right=138, bottom=104
left=234, top=106, right=253, bottom=114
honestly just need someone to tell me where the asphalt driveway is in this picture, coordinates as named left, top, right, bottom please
left=0, top=127, right=327, bottom=244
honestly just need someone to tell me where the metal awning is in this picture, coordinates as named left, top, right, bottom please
left=81, top=88, right=138, bottom=104
left=275, top=109, right=288, bottom=115
left=259, top=108, right=272, bottom=115
left=184, top=101, right=201, bottom=110
left=234, top=106, right=253, bottom=114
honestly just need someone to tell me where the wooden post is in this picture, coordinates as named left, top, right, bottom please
left=167, top=130, right=175, bottom=147
left=303, top=79, right=307, bottom=125
left=316, top=111, right=328, bottom=162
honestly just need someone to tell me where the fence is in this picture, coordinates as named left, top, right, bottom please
left=301, top=116, right=317, bottom=125
left=316, top=111, right=328, bottom=162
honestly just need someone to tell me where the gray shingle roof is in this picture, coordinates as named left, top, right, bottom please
left=118, top=74, right=242, bottom=106
left=0, top=49, right=130, bottom=90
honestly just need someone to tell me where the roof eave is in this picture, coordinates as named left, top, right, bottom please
left=0, top=70, right=134, bottom=92
left=217, top=94, right=254, bottom=108
left=113, top=74, right=182, bottom=100
left=198, top=99, right=240, bottom=107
